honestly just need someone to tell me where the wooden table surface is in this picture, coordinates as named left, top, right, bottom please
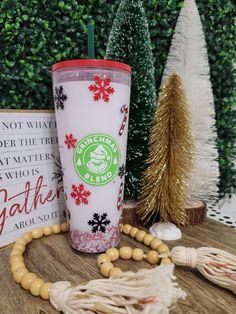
left=0, top=219, right=236, bottom=314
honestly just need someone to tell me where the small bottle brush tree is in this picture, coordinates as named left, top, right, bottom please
left=138, top=74, right=194, bottom=228
left=105, top=0, right=156, bottom=200
left=161, top=0, right=219, bottom=207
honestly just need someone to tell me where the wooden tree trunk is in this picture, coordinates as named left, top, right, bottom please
left=123, top=201, right=207, bottom=226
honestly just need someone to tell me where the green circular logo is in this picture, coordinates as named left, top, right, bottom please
left=73, top=133, right=121, bottom=186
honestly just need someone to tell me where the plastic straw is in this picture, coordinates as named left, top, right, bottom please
left=87, top=23, right=95, bottom=59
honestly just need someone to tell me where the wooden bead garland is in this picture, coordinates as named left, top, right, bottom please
left=10, top=222, right=236, bottom=308
left=97, top=224, right=172, bottom=278
left=10, top=222, right=171, bottom=300
left=9, top=222, right=69, bottom=300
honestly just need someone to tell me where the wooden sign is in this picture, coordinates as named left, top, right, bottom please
left=0, top=110, right=65, bottom=247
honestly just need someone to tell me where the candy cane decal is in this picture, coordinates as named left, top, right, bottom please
left=119, top=104, right=128, bottom=136
left=117, top=182, right=124, bottom=211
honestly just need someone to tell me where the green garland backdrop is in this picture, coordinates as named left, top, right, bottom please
left=1, top=0, right=235, bottom=199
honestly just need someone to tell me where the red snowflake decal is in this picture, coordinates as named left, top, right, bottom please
left=88, top=75, right=115, bottom=102
left=71, top=184, right=91, bottom=205
left=64, top=134, right=77, bottom=149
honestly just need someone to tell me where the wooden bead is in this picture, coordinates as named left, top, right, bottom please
left=10, top=249, right=23, bottom=258
left=119, top=246, right=132, bottom=260
left=157, top=244, right=169, bottom=254
left=105, top=248, right=119, bottom=261
left=61, top=222, right=69, bottom=232
left=30, top=278, right=45, bottom=296
left=52, top=224, right=61, bottom=234
left=13, top=267, right=29, bottom=284
left=129, top=227, right=139, bottom=238
left=15, top=237, right=28, bottom=246
left=40, top=282, right=52, bottom=300
left=109, top=267, right=122, bottom=277
left=100, top=262, right=114, bottom=278
left=150, top=238, right=163, bottom=250
left=11, top=261, right=26, bottom=273
left=132, top=248, right=144, bottom=261
left=122, top=224, right=132, bottom=235
left=22, top=232, right=33, bottom=244
left=138, top=268, right=147, bottom=273
left=43, top=226, right=52, bottom=236
left=161, top=257, right=172, bottom=265
left=21, top=273, right=37, bottom=290
left=147, top=250, right=160, bottom=265
left=13, top=243, right=25, bottom=253
left=10, top=254, right=24, bottom=264
left=135, top=230, right=147, bottom=242
left=96, top=254, right=110, bottom=267
left=32, top=228, right=43, bottom=239
left=143, top=234, right=154, bottom=246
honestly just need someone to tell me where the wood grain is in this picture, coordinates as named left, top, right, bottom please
left=0, top=219, right=236, bottom=314
left=185, top=201, right=207, bottom=225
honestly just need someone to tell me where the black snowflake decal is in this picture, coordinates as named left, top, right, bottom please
left=52, top=157, right=64, bottom=183
left=118, top=164, right=125, bottom=179
left=88, top=213, right=111, bottom=233
left=54, top=86, right=67, bottom=110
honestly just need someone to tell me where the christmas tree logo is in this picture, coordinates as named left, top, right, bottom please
left=73, top=134, right=120, bottom=186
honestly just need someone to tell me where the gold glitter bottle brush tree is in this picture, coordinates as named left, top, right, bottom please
left=138, top=73, right=194, bottom=240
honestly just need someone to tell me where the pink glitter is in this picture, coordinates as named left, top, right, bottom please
left=70, top=225, right=121, bottom=253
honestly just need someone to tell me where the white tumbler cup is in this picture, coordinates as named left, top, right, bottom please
left=52, top=59, right=131, bottom=252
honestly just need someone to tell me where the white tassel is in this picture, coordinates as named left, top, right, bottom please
left=49, top=264, right=186, bottom=314
left=171, top=246, right=236, bottom=294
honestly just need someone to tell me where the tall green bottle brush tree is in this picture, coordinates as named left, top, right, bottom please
left=105, top=0, right=156, bottom=199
